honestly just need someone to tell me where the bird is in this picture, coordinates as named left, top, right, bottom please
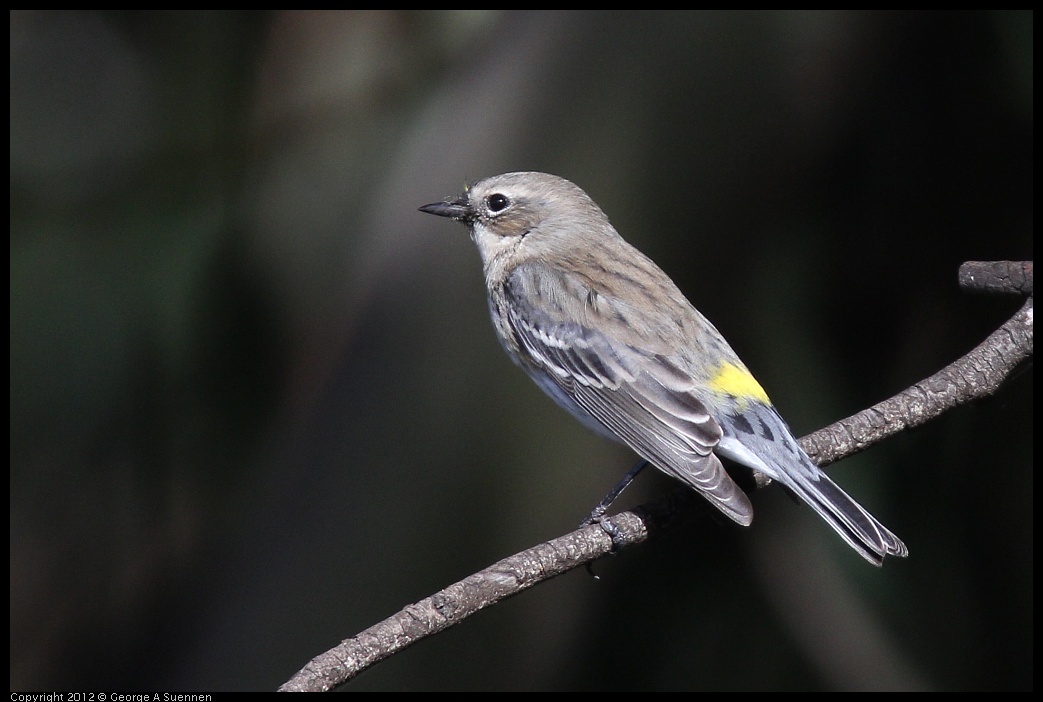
left=420, top=171, right=907, bottom=565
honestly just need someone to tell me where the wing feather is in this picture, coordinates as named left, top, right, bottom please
left=503, top=266, right=753, bottom=525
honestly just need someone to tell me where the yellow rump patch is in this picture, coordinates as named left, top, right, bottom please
left=709, top=363, right=771, bottom=405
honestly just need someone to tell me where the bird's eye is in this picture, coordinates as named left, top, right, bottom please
left=486, top=193, right=510, bottom=213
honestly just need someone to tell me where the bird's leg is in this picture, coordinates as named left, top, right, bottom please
left=581, top=459, right=649, bottom=540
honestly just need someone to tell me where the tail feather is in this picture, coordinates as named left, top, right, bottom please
left=781, top=468, right=908, bottom=566
left=716, top=404, right=907, bottom=565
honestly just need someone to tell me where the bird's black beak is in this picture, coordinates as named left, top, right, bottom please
left=419, top=197, right=472, bottom=221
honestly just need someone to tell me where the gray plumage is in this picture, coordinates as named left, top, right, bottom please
left=421, top=171, right=907, bottom=565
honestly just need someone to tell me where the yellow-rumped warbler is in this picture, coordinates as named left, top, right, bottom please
left=420, top=172, right=907, bottom=565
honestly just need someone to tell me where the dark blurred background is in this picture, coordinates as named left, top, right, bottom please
left=10, top=11, right=1033, bottom=691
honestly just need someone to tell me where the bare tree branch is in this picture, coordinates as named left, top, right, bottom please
left=958, top=260, right=1033, bottom=296
left=802, top=297, right=1033, bottom=467
left=279, top=261, right=1033, bottom=692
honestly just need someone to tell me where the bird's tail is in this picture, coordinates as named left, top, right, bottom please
left=717, top=403, right=907, bottom=565
left=780, top=465, right=908, bottom=566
